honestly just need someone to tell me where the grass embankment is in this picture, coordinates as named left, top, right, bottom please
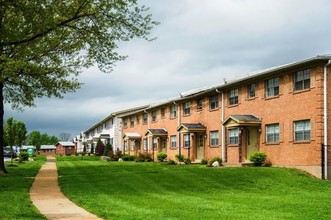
left=0, top=156, right=47, bottom=220
left=57, top=156, right=331, bottom=220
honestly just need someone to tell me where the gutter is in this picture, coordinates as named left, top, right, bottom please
left=323, top=60, right=331, bottom=179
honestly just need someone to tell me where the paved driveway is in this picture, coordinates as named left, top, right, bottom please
left=4, top=157, right=11, bottom=162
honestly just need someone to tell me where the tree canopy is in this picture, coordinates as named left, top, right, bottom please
left=0, top=0, right=158, bottom=174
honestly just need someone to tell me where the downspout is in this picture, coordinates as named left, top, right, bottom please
left=174, top=101, right=181, bottom=155
left=216, top=89, right=224, bottom=160
left=323, top=60, right=331, bottom=180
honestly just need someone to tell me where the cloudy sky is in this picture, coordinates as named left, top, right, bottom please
left=4, top=0, right=331, bottom=139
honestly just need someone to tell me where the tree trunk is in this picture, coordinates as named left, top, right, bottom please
left=0, top=82, right=8, bottom=174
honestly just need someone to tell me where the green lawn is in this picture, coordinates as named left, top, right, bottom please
left=57, top=157, right=331, bottom=220
left=0, top=156, right=46, bottom=220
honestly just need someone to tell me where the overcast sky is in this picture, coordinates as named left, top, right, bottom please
left=4, top=0, right=331, bottom=139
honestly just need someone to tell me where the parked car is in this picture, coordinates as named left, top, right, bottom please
left=3, top=149, right=17, bottom=158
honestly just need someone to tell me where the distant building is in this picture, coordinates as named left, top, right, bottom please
left=56, top=142, right=75, bottom=155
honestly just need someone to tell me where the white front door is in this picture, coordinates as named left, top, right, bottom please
left=197, top=134, right=204, bottom=160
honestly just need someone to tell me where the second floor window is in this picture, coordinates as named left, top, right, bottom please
left=170, top=105, right=176, bottom=118
left=266, top=77, right=279, bottom=97
left=161, top=108, right=165, bottom=118
left=247, top=84, right=256, bottom=99
left=123, top=118, right=128, bottom=128
left=209, top=95, right=219, bottom=110
left=152, top=111, right=157, bottom=122
left=183, top=102, right=190, bottom=115
left=294, top=69, right=310, bottom=91
left=228, top=89, right=239, bottom=105
left=130, top=117, right=134, bottom=127
left=143, top=113, right=148, bottom=124
left=197, top=98, right=203, bottom=110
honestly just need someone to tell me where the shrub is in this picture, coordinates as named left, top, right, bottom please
left=167, top=159, right=176, bottom=165
left=201, top=159, right=208, bottom=165
left=175, top=154, right=184, bottom=162
left=208, top=157, right=222, bottom=167
left=183, top=157, right=191, bottom=165
left=122, top=154, right=136, bottom=161
left=249, top=152, right=267, bottom=166
left=135, top=153, right=152, bottom=162
left=19, top=152, right=29, bottom=161
left=157, top=152, right=167, bottom=162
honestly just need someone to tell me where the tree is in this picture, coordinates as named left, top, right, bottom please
left=4, top=117, right=15, bottom=164
left=0, top=0, right=157, bottom=173
left=13, top=120, right=27, bottom=147
left=28, top=131, right=41, bottom=154
left=59, top=133, right=70, bottom=142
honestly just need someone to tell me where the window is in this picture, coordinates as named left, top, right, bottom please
left=130, top=140, right=135, bottom=150
left=130, top=116, right=134, bottom=127
left=183, top=134, right=190, bottom=148
left=124, top=141, right=128, bottom=151
left=266, top=124, right=279, bottom=143
left=170, top=135, right=176, bottom=148
left=161, top=108, right=165, bottom=118
left=170, top=105, right=176, bottom=118
left=152, top=111, right=157, bottom=122
left=294, top=69, right=310, bottom=91
left=228, top=89, right=239, bottom=105
left=143, top=113, right=148, bottom=124
left=136, top=115, right=140, bottom=124
left=294, top=120, right=311, bottom=141
left=247, top=84, right=256, bottom=98
left=228, top=128, right=239, bottom=145
left=143, top=139, right=148, bottom=150
left=123, top=118, right=128, bottom=128
left=153, top=137, right=158, bottom=149
left=197, top=98, right=203, bottom=110
left=183, top=102, right=190, bottom=115
left=210, top=131, right=219, bottom=146
left=266, top=77, right=279, bottom=97
left=209, top=95, right=219, bottom=110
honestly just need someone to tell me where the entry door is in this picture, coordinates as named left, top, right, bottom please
left=197, top=134, right=204, bottom=160
left=161, top=138, right=167, bottom=152
left=247, top=127, right=259, bottom=158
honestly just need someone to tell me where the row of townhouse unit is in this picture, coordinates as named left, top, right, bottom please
left=75, top=55, right=331, bottom=179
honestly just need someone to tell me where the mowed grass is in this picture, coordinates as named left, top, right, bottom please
left=0, top=156, right=47, bottom=220
left=57, top=157, right=331, bottom=220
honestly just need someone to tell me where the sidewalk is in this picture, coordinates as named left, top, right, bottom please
left=30, top=156, right=102, bottom=220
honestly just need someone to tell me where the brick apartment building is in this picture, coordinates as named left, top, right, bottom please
left=119, top=55, right=331, bottom=179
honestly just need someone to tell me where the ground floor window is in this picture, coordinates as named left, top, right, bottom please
left=228, top=128, right=239, bottom=145
left=170, top=135, right=176, bottom=148
left=266, top=124, right=279, bottom=143
left=294, top=120, right=310, bottom=141
left=183, top=134, right=190, bottom=148
left=210, top=131, right=219, bottom=146
left=143, top=139, right=148, bottom=150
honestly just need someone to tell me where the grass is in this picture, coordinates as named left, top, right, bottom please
left=0, top=155, right=47, bottom=220
left=57, top=156, right=331, bottom=220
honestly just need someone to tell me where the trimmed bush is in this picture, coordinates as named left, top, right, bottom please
left=135, top=153, right=152, bottom=162
left=175, top=154, right=184, bottom=162
left=208, top=157, right=222, bottom=167
left=249, top=152, right=267, bottom=166
left=183, top=157, right=191, bottom=165
left=201, top=159, right=208, bottom=165
left=19, top=152, right=29, bottom=162
left=157, top=152, right=167, bottom=162
left=167, top=159, right=176, bottom=165
left=122, top=154, right=136, bottom=161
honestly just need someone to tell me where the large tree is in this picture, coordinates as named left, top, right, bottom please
left=0, top=0, right=157, bottom=173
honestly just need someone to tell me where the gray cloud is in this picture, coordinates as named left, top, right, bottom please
left=4, top=0, right=331, bottom=138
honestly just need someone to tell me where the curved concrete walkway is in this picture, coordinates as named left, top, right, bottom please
left=30, top=156, right=102, bottom=220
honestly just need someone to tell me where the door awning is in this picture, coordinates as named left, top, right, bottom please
left=145, top=129, right=168, bottom=137
left=99, top=134, right=110, bottom=139
left=177, top=123, right=206, bottom=133
left=123, top=132, right=142, bottom=140
left=222, top=115, right=261, bottom=127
